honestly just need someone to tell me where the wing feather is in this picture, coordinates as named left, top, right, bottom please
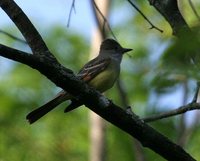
left=77, top=57, right=111, bottom=83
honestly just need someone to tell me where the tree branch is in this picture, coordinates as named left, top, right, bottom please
left=0, top=43, right=73, bottom=79
left=148, top=0, right=190, bottom=35
left=67, top=0, right=76, bottom=27
left=0, top=44, right=35, bottom=64
left=0, top=0, right=49, bottom=55
left=143, top=102, right=200, bottom=123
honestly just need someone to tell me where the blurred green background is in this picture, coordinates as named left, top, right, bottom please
left=1, top=0, right=200, bottom=161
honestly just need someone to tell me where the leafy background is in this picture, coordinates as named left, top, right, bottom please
left=0, top=0, right=200, bottom=161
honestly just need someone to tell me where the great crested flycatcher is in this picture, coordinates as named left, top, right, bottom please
left=26, top=38, right=132, bottom=124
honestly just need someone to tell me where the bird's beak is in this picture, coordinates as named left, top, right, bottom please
left=122, top=48, right=132, bottom=53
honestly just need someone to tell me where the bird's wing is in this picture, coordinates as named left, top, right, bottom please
left=77, top=57, right=111, bottom=82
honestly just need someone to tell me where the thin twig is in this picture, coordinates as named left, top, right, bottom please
left=67, top=0, right=76, bottom=27
left=92, top=0, right=117, bottom=40
left=0, top=29, right=27, bottom=44
left=127, top=0, right=163, bottom=33
left=188, top=0, right=200, bottom=22
left=143, top=103, right=200, bottom=122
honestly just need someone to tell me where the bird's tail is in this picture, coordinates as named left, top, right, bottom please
left=26, top=92, right=70, bottom=124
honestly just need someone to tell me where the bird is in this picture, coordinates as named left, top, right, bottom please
left=26, top=38, right=132, bottom=124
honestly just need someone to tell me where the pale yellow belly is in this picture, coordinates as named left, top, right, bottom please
left=88, top=61, right=120, bottom=92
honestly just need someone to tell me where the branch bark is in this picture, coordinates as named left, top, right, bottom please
left=148, top=0, right=190, bottom=35
left=0, top=0, right=196, bottom=160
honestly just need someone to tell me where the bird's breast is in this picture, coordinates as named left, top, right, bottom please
left=88, top=60, right=120, bottom=92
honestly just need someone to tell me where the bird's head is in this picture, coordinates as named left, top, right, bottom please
left=100, top=38, right=132, bottom=54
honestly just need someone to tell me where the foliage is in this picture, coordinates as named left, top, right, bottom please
left=1, top=1, right=200, bottom=161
